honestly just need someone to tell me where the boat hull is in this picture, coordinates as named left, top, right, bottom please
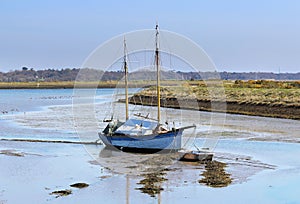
left=98, top=129, right=183, bottom=153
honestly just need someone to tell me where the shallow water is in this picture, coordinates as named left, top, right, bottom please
left=1, top=89, right=300, bottom=203
left=1, top=139, right=299, bottom=204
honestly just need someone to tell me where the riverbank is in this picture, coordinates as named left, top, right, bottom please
left=1, top=80, right=299, bottom=120
left=127, top=80, right=300, bottom=120
left=127, top=96, right=300, bottom=120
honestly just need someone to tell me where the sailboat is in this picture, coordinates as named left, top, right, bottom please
left=98, top=24, right=195, bottom=153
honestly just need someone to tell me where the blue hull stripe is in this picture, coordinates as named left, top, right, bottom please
left=99, top=130, right=183, bottom=150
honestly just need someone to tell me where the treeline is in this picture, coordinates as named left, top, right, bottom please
left=178, top=71, right=300, bottom=80
left=0, top=68, right=123, bottom=82
left=0, top=68, right=299, bottom=82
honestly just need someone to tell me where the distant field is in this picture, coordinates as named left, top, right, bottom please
left=0, top=81, right=75, bottom=89
left=0, top=80, right=193, bottom=89
left=0, top=81, right=115, bottom=89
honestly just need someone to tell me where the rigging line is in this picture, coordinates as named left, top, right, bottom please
left=126, top=51, right=141, bottom=73
left=138, top=31, right=157, bottom=70
left=143, top=31, right=157, bottom=53
left=159, top=32, right=174, bottom=70
left=159, top=31, right=173, bottom=56
left=107, top=40, right=124, bottom=72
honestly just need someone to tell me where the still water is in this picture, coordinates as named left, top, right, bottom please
left=0, top=89, right=300, bottom=204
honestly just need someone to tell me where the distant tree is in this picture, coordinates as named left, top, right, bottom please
left=22, top=67, right=28, bottom=71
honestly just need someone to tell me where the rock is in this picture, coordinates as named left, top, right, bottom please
left=50, top=189, right=72, bottom=197
left=70, top=183, right=89, bottom=189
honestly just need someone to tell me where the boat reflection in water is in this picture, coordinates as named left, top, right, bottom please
left=98, top=146, right=179, bottom=175
left=98, top=146, right=177, bottom=200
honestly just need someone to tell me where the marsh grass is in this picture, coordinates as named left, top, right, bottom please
left=136, top=80, right=300, bottom=107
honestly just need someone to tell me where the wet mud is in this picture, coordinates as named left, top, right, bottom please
left=198, top=161, right=232, bottom=187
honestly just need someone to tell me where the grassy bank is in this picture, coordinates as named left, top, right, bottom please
left=130, top=80, right=300, bottom=120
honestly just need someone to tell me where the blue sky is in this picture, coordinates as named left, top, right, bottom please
left=1, top=0, right=300, bottom=72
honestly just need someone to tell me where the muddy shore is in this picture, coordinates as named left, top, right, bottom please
left=125, top=95, right=300, bottom=120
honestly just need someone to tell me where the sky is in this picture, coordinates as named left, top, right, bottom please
left=0, top=0, right=300, bottom=73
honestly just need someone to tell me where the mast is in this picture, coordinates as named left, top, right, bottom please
left=124, top=37, right=129, bottom=120
left=155, top=24, right=161, bottom=123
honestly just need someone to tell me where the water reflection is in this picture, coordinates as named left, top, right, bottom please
left=198, top=161, right=232, bottom=187
left=97, top=146, right=180, bottom=175
left=98, top=147, right=175, bottom=199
